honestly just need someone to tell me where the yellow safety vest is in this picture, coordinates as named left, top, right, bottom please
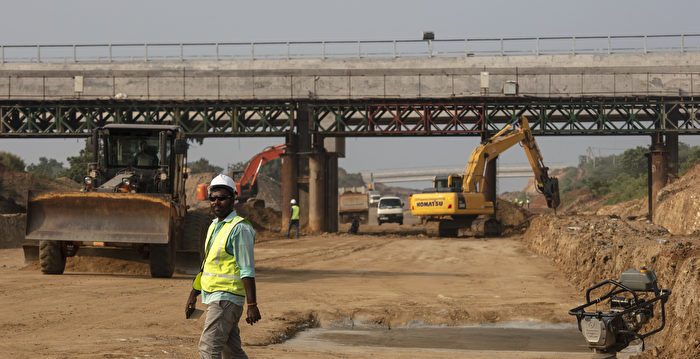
left=291, top=205, right=300, bottom=220
left=192, top=216, right=249, bottom=296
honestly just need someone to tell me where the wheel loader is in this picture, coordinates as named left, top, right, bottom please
left=24, top=124, right=211, bottom=278
left=409, top=116, right=560, bottom=237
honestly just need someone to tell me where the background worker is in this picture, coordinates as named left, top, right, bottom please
left=185, top=174, right=261, bottom=359
left=286, top=199, right=300, bottom=238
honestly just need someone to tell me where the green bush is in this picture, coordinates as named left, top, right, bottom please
left=564, top=142, right=700, bottom=204
left=0, top=152, right=26, bottom=172
left=27, top=157, right=66, bottom=179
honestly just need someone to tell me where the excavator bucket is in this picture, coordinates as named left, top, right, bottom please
left=25, top=191, right=172, bottom=244
left=543, top=178, right=561, bottom=209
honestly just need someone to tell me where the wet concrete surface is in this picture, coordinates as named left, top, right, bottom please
left=288, top=323, right=590, bottom=354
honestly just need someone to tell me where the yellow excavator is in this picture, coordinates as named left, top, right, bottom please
left=409, top=116, right=560, bottom=237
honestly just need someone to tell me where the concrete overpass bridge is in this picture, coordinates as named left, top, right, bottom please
left=2, top=34, right=699, bottom=232
left=361, top=165, right=569, bottom=184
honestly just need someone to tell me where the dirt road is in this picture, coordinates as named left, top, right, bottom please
left=0, top=228, right=592, bottom=358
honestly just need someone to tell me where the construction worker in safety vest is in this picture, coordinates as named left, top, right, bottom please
left=286, top=199, right=300, bottom=238
left=185, top=174, right=261, bottom=359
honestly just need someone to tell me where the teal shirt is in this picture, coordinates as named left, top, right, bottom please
left=201, top=210, right=256, bottom=307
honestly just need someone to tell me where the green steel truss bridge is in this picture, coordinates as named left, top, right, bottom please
left=1, top=97, right=699, bottom=138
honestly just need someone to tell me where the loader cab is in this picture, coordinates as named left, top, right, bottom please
left=106, top=136, right=163, bottom=168
left=87, top=124, right=187, bottom=197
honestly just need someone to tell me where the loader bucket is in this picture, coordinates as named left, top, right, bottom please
left=26, top=191, right=172, bottom=244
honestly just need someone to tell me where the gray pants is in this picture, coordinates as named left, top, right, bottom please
left=198, top=300, right=248, bottom=359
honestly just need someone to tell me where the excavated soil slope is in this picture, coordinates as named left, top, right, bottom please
left=0, top=165, right=81, bottom=248
left=519, top=164, right=700, bottom=358
left=0, top=165, right=80, bottom=214
left=524, top=215, right=698, bottom=358
left=654, top=163, right=700, bottom=235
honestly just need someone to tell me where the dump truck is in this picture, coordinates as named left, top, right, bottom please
left=338, top=191, right=370, bottom=224
left=409, top=116, right=560, bottom=237
left=24, top=124, right=211, bottom=278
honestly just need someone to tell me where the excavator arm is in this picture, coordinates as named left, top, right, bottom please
left=462, top=116, right=560, bottom=209
left=519, top=118, right=561, bottom=209
left=235, top=144, right=286, bottom=199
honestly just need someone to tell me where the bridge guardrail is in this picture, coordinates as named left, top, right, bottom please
left=2, top=34, right=700, bottom=64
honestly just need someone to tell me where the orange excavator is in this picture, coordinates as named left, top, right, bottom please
left=232, top=144, right=286, bottom=203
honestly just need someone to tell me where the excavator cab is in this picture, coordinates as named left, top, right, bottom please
left=429, top=175, right=463, bottom=193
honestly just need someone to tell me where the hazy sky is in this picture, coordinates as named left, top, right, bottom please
left=2, top=0, right=699, bottom=192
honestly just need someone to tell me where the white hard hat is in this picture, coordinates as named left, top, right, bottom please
left=209, top=174, right=237, bottom=195
left=290, top=199, right=297, bottom=204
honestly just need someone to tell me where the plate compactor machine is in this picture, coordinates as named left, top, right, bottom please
left=569, top=267, right=671, bottom=358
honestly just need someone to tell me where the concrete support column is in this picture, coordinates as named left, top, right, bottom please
left=647, top=134, right=667, bottom=220
left=281, top=134, right=298, bottom=234
left=308, top=152, right=326, bottom=232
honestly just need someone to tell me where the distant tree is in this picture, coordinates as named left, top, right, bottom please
left=679, top=142, right=700, bottom=175
left=227, top=161, right=246, bottom=181
left=26, top=157, right=66, bottom=179
left=188, top=158, right=223, bottom=174
left=586, top=178, right=611, bottom=197
left=618, top=146, right=649, bottom=178
left=64, top=149, right=93, bottom=183
left=0, top=151, right=26, bottom=171
left=227, top=158, right=281, bottom=182
left=338, top=168, right=365, bottom=188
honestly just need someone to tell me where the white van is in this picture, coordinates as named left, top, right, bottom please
left=377, top=196, right=404, bottom=225
left=369, top=191, right=381, bottom=207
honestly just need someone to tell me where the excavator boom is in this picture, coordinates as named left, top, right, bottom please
left=235, top=144, right=286, bottom=200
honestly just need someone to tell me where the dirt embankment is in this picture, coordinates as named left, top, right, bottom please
left=0, top=164, right=80, bottom=214
left=654, top=163, right=700, bottom=235
left=522, top=166, right=700, bottom=359
left=0, top=165, right=81, bottom=249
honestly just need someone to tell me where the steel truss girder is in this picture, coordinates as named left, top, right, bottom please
left=0, top=101, right=295, bottom=137
left=312, top=98, right=700, bottom=136
left=1, top=98, right=700, bottom=138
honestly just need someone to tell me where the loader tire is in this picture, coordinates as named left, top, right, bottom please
left=150, top=242, right=176, bottom=278
left=40, top=240, right=66, bottom=274
left=184, top=211, right=211, bottom=261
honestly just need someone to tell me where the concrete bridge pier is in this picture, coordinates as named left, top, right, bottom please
left=283, top=104, right=339, bottom=234
left=308, top=135, right=340, bottom=233
left=308, top=151, right=326, bottom=232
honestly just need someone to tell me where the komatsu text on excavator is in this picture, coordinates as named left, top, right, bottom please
left=409, top=116, right=560, bottom=237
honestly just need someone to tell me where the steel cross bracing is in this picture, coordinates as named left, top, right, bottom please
left=1, top=97, right=700, bottom=138
left=0, top=101, right=295, bottom=138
